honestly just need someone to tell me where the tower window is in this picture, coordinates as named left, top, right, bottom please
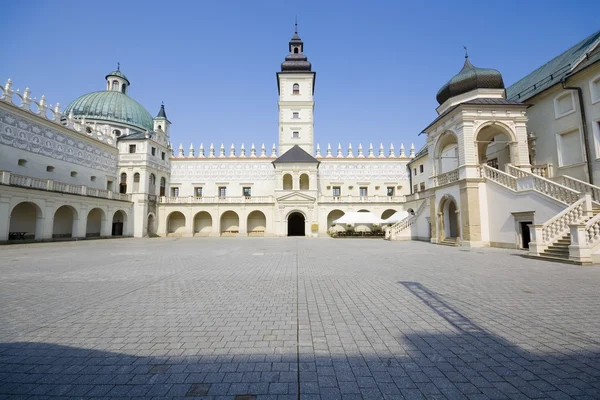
left=90, top=176, right=96, bottom=182
left=151, top=147, right=156, bottom=156
left=293, top=112, right=299, bottom=119
left=293, top=83, right=299, bottom=95
left=71, top=171, right=78, bottom=177
left=121, top=83, right=126, bottom=93
left=293, top=131, right=299, bottom=138
left=129, top=145, right=136, bottom=153
left=113, top=129, right=121, bottom=137
left=294, top=47, right=299, bottom=54
left=112, top=80, right=119, bottom=91
left=46, top=166, right=54, bottom=172
left=17, top=159, right=27, bottom=166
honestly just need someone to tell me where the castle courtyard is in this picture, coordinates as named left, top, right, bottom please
left=1, top=238, right=599, bottom=399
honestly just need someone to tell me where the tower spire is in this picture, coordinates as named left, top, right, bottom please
left=295, top=16, right=298, bottom=34
left=117, top=62, right=120, bottom=71
left=463, top=46, right=468, bottom=59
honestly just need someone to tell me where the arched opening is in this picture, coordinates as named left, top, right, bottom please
left=53, top=205, right=78, bottom=239
left=167, top=211, right=186, bottom=235
left=193, top=211, right=212, bottom=236
left=327, top=210, right=345, bottom=233
left=283, top=174, right=293, bottom=190
left=220, top=211, right=239, bottom=236
left=293, top=83, right=299, bottom=95
left=119, top=172, right=127, bottom=194
left=112, top=80, right=119, bottom=91
left=381, top=209, right=397, bottom=220
left=358, top=209, right=370, bottom=213
left=86, top=208, right=105, bottom=238
left=436, top=132, right=459, bottom=174
left=476, top=124, right=514, bottom=170
left=149, top=174, right=156, bottom=195
left=9, top=202, right=43, bottom=240
left=299, top=174, right=309, bottom=190
left=439, top=196, right=460, bottom=241
left=247, top=211, right=267, bottom=236
left=160, top=177, right=166, bottom=197
left=121, top=83, right=126, bottom=94
left=112, top=210, right=127, bottom=236
left=147, top=213, right=156, bottom=236
left=133, top=173, right=140, bottom=192
left=407, top=208, right=415, bottom=215
left=287, top=212, right=305, bottom=236
left=293, top=48, right=299, bottom=54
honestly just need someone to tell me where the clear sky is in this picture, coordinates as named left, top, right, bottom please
left=1, top=1, right=598, bottom=152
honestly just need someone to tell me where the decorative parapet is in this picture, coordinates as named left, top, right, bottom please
left=0, top=170, right=131, bottom=202
left=159, top=195, right=274, bottom=204
left=0, top=78, right=117, bottom=147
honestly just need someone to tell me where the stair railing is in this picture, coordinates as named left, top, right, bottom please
left=529, top=194, right=592, bottom=256
left=506, top=165, right=580, bottom=205
left=387, top=199, right=427, bottom=240
left=480, top=164, right=517, bottom=190
left=555, top=175, right=600, bottom=203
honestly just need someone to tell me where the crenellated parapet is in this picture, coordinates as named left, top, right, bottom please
left=0, top=78, right=117, bottom=146
left=171, top=142, right=417, bottom=160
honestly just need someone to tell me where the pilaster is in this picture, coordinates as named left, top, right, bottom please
left=459, top=181, right=482, bottom=247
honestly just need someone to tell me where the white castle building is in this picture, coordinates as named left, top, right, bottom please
left=1, top=28, right=600, bottom=263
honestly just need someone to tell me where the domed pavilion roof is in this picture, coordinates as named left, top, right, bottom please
left=436, top=56, right=504, bottom=105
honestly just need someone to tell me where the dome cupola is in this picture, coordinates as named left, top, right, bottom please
left=105, top=63, right=130, bottom=95
left=281, top=21, right=312, bottom=72
left=436, top=53, right=504, bottom=105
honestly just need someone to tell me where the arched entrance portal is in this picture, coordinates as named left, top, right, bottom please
left=287, top=212, right=305, bottom=236
left=9, top=202, right=43, bottom=240
left=147, top=213, right=156, bottom=236
left=112, top=210, right=127, bottom=236
left=439, top=196, right=460, bottom=242
left=476, top=124, right=514, bottom=170
left=86, top=208, right=105, bottom=237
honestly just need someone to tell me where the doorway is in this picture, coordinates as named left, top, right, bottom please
left=288, top=212, right=305, bottom=236
left=520, top=221, right=532, bottom=249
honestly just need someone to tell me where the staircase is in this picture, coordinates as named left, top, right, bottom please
left=386, top=200, right=427, bottom=241
left=439, top=237, right=458, bottom=247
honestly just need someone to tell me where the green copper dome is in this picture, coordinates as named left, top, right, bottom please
left=63, top=91, right=154, bottom=131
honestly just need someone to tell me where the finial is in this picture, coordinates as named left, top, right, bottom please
left=316, top=143, right=321, bottom=157
left=117, top=62, right=120, bottom=71
left=368, top=143, right=374, bottom=158
left=326, top=143, right=332, bottom=158
left=463, top=46, right=468, bottom=59
left=295, top=16, right=298, bottom=34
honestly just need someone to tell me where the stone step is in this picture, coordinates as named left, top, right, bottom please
left=543, top=249, right=570, bottom=257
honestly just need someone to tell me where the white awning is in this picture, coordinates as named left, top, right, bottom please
left=383, top=211, right=410, bottom=224
left=332, top=211, right=384, bottom=225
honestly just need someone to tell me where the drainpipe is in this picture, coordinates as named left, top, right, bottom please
left=561, top=79, right=593, bottom=184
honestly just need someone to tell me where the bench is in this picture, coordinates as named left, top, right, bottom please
left=8, top=232, right=26, bottom=240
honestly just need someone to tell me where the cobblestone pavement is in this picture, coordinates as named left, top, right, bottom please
left=1, top=238, right=600, bottom=399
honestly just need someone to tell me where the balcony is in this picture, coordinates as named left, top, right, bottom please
left=318, top=195, right=406, bottom=203
left=159, top=195, right=274, bottom=204
left=1, top=171, right=131, bottom=202
left=433, top=168, right=460, bottom=187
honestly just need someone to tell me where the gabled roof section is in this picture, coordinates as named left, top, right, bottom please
left=273, top=145, right=318, bottom=164
left=507, top=30, right=600, bottom=101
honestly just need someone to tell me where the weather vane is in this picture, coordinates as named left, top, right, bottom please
left=463, top=46, right=468, bottom=59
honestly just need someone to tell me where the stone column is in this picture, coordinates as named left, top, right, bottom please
left=0, top=197, right=11, bottom=242
left=429, top=195, right=438, bottom=243
left=238, top=209, right=248, bottom=237
left=459, top=181, right=483, bottom=247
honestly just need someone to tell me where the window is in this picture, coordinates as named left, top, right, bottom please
left=107, top=180, right=113, bottom=191
left=293, top=47, right=299, bottom=54
left=243, top=187, right=251, bottom=198
left=151, top=147, right=156, bottom=156
left=359, top=187, right=368, bottom=197
left=293, top=112, right=299, bottom=119
left=17, top=159, right=26, bottom=166
left=129, top=144, right=136, bottom=153
left=293, top=131, right=299, bottom=138
left=219, top=186, right=227, bottom=198
left=121, top=83, right=126, bottom=94
left=160, top=177, right=166, bottom=196
left=413, top=184, right=418, bottom=193
left=590, top=74, right=600, bottom=104
left=195, top=187, right=203, bottom=198
left=90, top=176, right=96, bottom=182
left=112, top=80, right=119, bottom=91
left=293, top=83, right=299, bottom=95
left=113, top=129, right=121, bottom=137
left=161, top=152, right=165, bottom=160
left=554, top=92, right=575, bottom=118
left=420, top=182, right=425, bottom=191
left=413, top=168, right=417, bottom=175
left=71, top=171, right=77, bottom=177
left=332, top=186, right=341, bottom=198
left=119, top=172, right=127, bottom=193
left=86, top=127, right=92, bottom=133
left=133, top=173, right=140, bottom=192
left=487, top=158, right=499, bottom=169
left=46, top=166, right=54, bottom=172
left=171, top=187, right=179, bottom=197
left=419, top=164, right=424, bottom=173
left=557, top=129, right=584, bottom=166
left=387, top=187, right=394, bottom=196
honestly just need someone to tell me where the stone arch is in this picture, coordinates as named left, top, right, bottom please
left=86, top=208, right=106, bottom=238
left=299, top=174, right=309, bottom=190
left=381, top=209, right=397, bottom=220
left=112, top=210, right=128, bottom=236
left=9, top=201, right=44, bottom=240
left=434, top=131, right=459, bottom=174
left=357, top=209, right=370, bottom=213
left=438, top=194, right=460, bottom=241
left=474, top=121, right=517, bottom=170
left=194, top=211, right=213, bottom=236
left=220, top=211, right=239, bottom=236
left=166, top=211, right=186, bottom=235
left=53, top=205, right=79, bottom=239
left=147, top=212, right=157, bottom=236
left=247, top=210, right=267, bottom=236
left=283, top=173, right=293, bottom=190
left=327, top=209, right=345, bottom=233
left=287, top=210, right=306, bottom=236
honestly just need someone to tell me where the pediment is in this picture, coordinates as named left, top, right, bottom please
left=276, top=191, right=316, bottom=203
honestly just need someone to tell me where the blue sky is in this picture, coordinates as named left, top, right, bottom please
left=1, top=1, right=598, bottom=152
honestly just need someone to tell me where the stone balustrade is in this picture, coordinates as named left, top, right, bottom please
left=506, top=165, right=579, bottom=205
left=1, top=171, right=131, bottom=202
left=0, top=79, right=117, bottom=147
left=159, top=195, right=274, bottom=204
left=433, top=168, right=460, bottom=187
left=318, top=195, right=407, bottom=203
left=556, top=175, right=600, bottom=203
left=386, top=199, right=427, bottom=240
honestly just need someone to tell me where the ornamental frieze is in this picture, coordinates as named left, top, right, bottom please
left=171, top=162, right=276, bottom=181
left=318, top=162, right=410, bottom=180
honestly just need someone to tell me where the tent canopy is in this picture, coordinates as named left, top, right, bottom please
left=333, top=211, right=384, bottom=225
left=383, top=211, right=410, bottom=224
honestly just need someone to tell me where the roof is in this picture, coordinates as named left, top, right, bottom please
left=117, top=131, right=153, bottom=141
left=507, top=30, right=600, bottom=101
left=408, top=145, right=428, bottom=165
left=436, top=57, right=504, bottom=105
left=156, top=103, right=168, bottom=120
left=420, top=98, right=527, bottom=134
left=105, top=69, right=130, bottom=85
left=63, top=90, right=154, bottom=131
left=273, top=145, right=318, bottom=163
